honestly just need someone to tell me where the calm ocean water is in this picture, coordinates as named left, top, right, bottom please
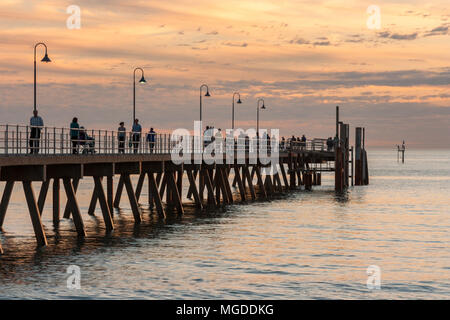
left=0, top=149, right=449, bottom=299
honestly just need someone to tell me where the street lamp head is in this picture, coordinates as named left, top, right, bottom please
left=41, top=53, right=51, bottom=63
left=139, top=75, right=146, bottom=84
left=205, top=90, right=210, bottom=97
left=261, top=104, right=266, bottom=109
left=237, top=98, right=242, bottom=104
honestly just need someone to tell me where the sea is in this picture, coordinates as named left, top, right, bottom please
left=0, top=149, right=449, bottom=299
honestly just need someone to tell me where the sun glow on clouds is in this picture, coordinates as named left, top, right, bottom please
left=0, top=0, right=449, bottom=147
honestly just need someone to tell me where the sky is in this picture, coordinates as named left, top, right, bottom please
left=0, top=0, right=449, bottom=148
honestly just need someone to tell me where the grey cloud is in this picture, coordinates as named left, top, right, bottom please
left=222, top=42, right=248, bottom=47
left=378, top=31, right=418, bottom=40
left=424, top=25, right=449, bottom=37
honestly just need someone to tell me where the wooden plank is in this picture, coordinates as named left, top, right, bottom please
left=113, top=175, right=124, bottom=208
left=94, top=176, right=114, bottom=232
left=63, top=178, right=79, bottom=218
left=47, top=164, right=83, bottom=179
left=22, top=181, right=48, bottom=246
left=148, top=173, right=165, bottom=218
left=122, top=174, right=142, bottom=223
left=37, top=180, right=50, bottom=214
left=0, top=181, right=14, bottom=228
left=52, top=178, right=60, bottom=224
left=62, top=178, right=86, bottom=236
left=1, top=165, right=45, bottom=181
left=115, top=162, right=141, bottom=175
left=84, top=163, right=114, bottom=177
left=186, top=170, right=202, bottom=209
left=0, top=239, right=3, bottom=255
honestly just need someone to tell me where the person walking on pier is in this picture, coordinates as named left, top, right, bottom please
left=146, top=127, right=156, bottom=153
left=70, top=117, right=80, bottom=154
left=131, top=119, right=142, bottom=154
left=29, top=110, right=43, bottom=154
left=118, top=122, right=126, bottom=154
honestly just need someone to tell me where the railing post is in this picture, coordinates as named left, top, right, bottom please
left=61, top=128, right=64, bottom=154
left=26, top=125, right=29, bottom=154
left=53, top=127, right=56, bottom=154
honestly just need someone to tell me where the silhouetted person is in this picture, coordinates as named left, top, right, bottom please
left=70, top=117, right=79, bottom=154
left=29, top=110, right=43, bottom=154
left=146, top=127, right=156, bottom=153
left=118, top=122, right=126, bottom=153
left=131, top=118, right=142, bottom=154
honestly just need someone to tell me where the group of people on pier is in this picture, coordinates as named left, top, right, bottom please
left=28, top=111, right=323, bottom=155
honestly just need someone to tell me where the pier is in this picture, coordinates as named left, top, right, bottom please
left=0, top=109, right=369, bottom=253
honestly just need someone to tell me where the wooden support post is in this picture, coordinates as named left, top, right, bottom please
left=37, top=180, right=50, bottom=214
left=255, top=166, right=267, bottom=198
left=122, top=174, right=142, bottom=223
left=22, top=181, right=48, bottom=246
left=148, top=173, right=165, bottom=217
left=233, top=165, right=246, bottom=201
left=186, top=170, right=202, bottom=209
left=63, top=178, right=79, bottom=218
left=147, top=173, right=165, bottom=217
left=199, top=170, right=205, bottom=201
left=107, top=176, right=113, bottom=213
left=177, top=170, right=183, bottom=200
left=243, top=166, right=256, bottom=200
left=273, top=171, right=283, bottom=193
left=159, top=172, right=167, bottom=200
left=0, top=181, right=15, bottom=228
left=113, top=175, right=124, bottom=208
left=187, top=170, right=197, bottom=199
left=167, top=171, right=184, bottom=214
left=88, top=189, right=97, bottom=216
left=214, top=169, right=221, bottom=205
left=288, top=156, right=296, bottom=190
left=202, top=168, right=217, bottom=207
left=135, top=173, right=145, bottom=202
left=52, top=178, right=60, bottom=224
left=62, top=178, right=86, bottom=237
left=221, top=166, right=233, bottom=204
left=0, top=239, right=3, bottom=255
left=280, top=163, right=289, bottom=191
left=355, top=127, right=362, bottom=186
left=93, top=176, right=114, bottom=232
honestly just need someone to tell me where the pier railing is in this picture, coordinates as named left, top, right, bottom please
left=0, top=124, right=330, bottom=156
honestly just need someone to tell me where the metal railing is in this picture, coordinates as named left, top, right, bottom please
left=0, top=124, right=329, bottom=156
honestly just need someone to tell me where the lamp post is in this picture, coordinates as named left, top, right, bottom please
left=199, top=84, right=210, bottom=124
left=256, top=98, right=266, bottom=135
left=232, top=92, right=242, bottom=130
left=34, top=42, right=51, bottom=112
left=133, top=67, right=146, bottom=123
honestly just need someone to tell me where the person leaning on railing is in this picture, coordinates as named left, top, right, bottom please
left=29, top=110, right=43, bottom=154
left=70, top=117, right=80, bottom=154
left=118, top=122, right=126, bottom=154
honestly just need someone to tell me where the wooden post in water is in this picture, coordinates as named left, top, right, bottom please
left=354, top=127, right=362, bottom=186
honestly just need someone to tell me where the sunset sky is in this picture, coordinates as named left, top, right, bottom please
left=0, top=0, right=449, bottom=147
